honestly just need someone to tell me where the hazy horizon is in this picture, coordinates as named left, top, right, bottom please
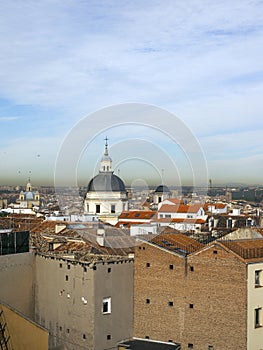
left=0, top=1, right=263, bottom=186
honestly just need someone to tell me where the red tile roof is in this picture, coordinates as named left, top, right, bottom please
left=158, top=204, right=202, bottom=213
left=119, top=211, right=156, bottom=220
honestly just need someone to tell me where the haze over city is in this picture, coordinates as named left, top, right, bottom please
left=0, top=1, right=263, bottom=186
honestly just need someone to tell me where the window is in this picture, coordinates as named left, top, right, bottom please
left=83, top=334, right=86, bottom=339
left=67, top=264, right=70, bottom=270
left=208, top=346, right=214, bottom=350
left=188, top=344, right=193, bottom=349
left=108, top=267, right=111, bottom=273
left=146, top=262, right=150, bottom=268
left=83, top=266, right=87, bottom=272
left=67, top=329, right=70, bottom=334
left=213, top=250, right=218, bottom=254
left=102, top=297, right=111, bottom=314
left=255, top=270, right=262, bottom=287
left=59, top=263, right=62, bottom=268
left=169, top=264, right=174, bottom=270
left=107, top=334, right=111, bottom=340
left=189, top=304, right=194, bottom=309
left=146, top=299, right=150, bottom=304
left=165, top=214, right=171, bottom=218
left=190, top=266, right=194, bottom=272
left=111, top=205, right=115, bottom=214
left=65, top=275, right=69, bottom=281
left=168, top=301, right=174, bottom=307
left=96, top=204, right=100, bottom=213
left=255, top=308, right=262, bottom=328
left=159, top=214, right=163, bottom=218
left=145, top=336, right=149, bottom=339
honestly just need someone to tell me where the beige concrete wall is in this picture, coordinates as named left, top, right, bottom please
left=0, top=253, right=34, bottom=318
left=247, top=262, right=263, bottom=350
left=35, top=255, right=95, bottom=350
left=1, top=303, right=48, bottom=350
left=35, top=255, right=134, bottom=350
left=94, top=259, right=134, bottom=350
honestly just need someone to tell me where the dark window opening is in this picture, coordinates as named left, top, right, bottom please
left=169, top=264, right=174, bottom=270
left=107, top=334, right=111, bottom=340
left=83, top=334, right=86, bottom=339
left=65, top=275, right=69, bottom=281
left=168, top=301, right=174, bottom=306
left=146, top=299, right=150, bottom=304
left=108, top=267, right=111, bottom=273
left=96, top=204, right=100, bottom=213
left=213, top=250, right=217, bottom=254
left=190, top=266, right=194, bottom=271
left=188, top=344, right=193, bottom=349
left=146, top=262, right=150, bottom=267
left=189, top=304, right=194, bottom=308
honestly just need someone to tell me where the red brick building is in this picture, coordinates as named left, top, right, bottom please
left=134, top=234, right=263, bottom=350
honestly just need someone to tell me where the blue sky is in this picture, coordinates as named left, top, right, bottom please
left=0, top=0, right=263, bottom=187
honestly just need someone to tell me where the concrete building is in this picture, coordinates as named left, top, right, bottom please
left=134, top=233, right=263, bottom=350
left=84, top=139, right=128, bottom=225
left=35, top=254, right=134, bottom=350
left=0, top=248, right=134, bottom=350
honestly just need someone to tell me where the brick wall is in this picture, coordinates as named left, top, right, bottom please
left=134, top=241, right=247, bottom=350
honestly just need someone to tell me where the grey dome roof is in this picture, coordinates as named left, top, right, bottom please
left=87, top=172, right=126, bottom=192
left=154, top=185, right=170, bottom=193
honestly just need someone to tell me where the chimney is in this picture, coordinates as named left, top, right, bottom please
left=97, top=224, right=105, bottom=246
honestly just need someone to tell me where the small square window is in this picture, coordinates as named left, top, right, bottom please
left=65, top=275, right=69, bottom=281
left=108, top=267, right=111, bottom=273
left=188, top=344, right=193, bottom=349
left=145, top=336, right=149, bottom=339
left=146, top=262, right=150, bottom=267
left=107, top=334, right=111, bottom=340
left=102, top=297, right=111, bottom=314
left=255, top=307, right=262, bottom=328
left=190, top=266, right=194, bottom=272
left=189, top=304, right=194, bottom=309
left=168, top=301, right=174, bottom=307
left=255, top=270, right=262, bottom=287
left=146, top=298, right=150, bottom=304
left=213, top=250, right=218, bottom=254
left=169, top=264, right=174, bottom=270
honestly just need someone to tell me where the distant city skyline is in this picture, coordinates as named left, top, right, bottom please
left=0, top=1, right=263, bottom=186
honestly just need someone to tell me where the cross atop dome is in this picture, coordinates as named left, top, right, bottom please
left=100, top=137, right=112, bottom=172
left=104, top=136, right=109, bottom=156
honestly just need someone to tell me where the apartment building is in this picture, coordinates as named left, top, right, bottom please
left=134, top=233, right=263, bottom=350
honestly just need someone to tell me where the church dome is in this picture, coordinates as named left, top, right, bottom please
left=154, top=185, right=170, bottom=193
left=87, top=172, right=126, bottom=193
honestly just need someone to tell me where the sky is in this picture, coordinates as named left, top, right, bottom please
left=0, top=0, right=263, bottom=188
